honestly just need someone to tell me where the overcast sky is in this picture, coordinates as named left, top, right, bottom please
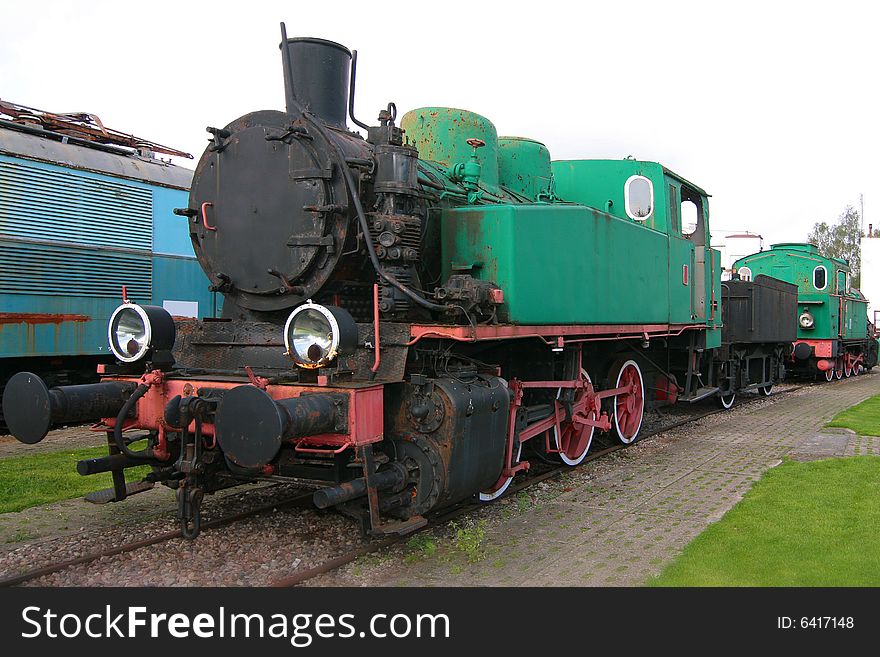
left=2, top=0, right=876, bottom=250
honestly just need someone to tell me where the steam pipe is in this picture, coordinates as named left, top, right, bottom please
left=313, top=465, right=405, bottom=509
left=113, top=384, right=155, bottom=460
left=348, top=50, right=371, bottom=131
left=370, top=282, right=381, bottom=377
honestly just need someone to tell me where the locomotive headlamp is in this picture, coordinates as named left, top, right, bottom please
left=108, top=303, right=176, bottom=363
left=284, top=302, right=358, bottom=369
left=799, top=310, right=815, bottom=329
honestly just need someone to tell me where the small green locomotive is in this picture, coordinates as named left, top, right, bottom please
left=735, top=243, right=879, bottom=379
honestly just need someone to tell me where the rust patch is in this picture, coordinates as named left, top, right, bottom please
left=0, top=313, right=91, bottom=325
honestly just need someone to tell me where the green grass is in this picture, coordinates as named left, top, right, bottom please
left=449, top=520, right=488, bottom=563
left=404, top=533, right=437, bottom=563
left=827, top=394, right=880, bottom=435
left=0, top=446, right=150, bottom=514
left=649, top=457, right=880, bottom=586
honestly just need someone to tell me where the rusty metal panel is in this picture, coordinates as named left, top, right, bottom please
left=173, top=319, right=409, bottom=382
left=0, top=155, right=152, bottom=250
left=0, top=293, right=118, bottom=358
left=350, top=386, right=384, bottom=445
left=0, top=126, right=192, bottom=190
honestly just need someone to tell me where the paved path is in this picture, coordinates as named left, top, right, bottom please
left=0, top=425, right=104, bottom=458
left=380, top=374, right=880, bottom=587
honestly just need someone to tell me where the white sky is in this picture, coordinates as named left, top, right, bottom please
left=2, top=0, right=877, bottom=249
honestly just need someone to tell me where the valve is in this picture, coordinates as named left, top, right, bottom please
left=450, top=137, right=485, bottom=204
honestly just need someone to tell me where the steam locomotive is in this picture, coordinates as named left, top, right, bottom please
left=735, top=243, right=879, bottom=380
left=2, top=25, right=799, bottom=538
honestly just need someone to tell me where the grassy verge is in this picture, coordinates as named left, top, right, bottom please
left=649, top=457, right=880, bottom=586
left=0, top=446, right=150, bottom=514
left=826, top=394, right=880, bottom=435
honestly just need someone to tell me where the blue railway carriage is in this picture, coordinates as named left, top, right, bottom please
left=0, top=102, right=219, bottom=426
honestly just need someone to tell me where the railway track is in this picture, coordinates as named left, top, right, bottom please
left=0, top=487, right=316, bottom=587
left=0, top=383, right=809, bottom=588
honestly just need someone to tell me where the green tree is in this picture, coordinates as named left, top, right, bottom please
left=807, top=205, right=862, bottom=286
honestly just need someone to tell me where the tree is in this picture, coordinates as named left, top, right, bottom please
left=807, top=205, right=862, bottom=287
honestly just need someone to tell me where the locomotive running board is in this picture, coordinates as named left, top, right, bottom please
left=84, top=480, right=155, bottom=504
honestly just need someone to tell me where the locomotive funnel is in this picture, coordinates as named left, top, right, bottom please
left=281, top=34, right=351, bottom=128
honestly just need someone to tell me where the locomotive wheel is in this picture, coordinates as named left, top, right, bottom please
left=844, top=357, right=854, bottom=378
left=479, top=440, right=522, bottom=501
left=835, top=360, right=843, bottom=380
left=824, top=367, right=835, bottom=382
left=758, top=384, right=773, bottom=397
left=552, top=369, right=597, bottom=465
left=718, top=391, right=736, bottom=409
left=608, top=359, right=644, bottom=444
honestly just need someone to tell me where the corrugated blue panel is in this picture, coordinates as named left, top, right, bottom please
left=152, top=185, right=195, bottom=257
left=0, top=157, right=152, bottom=250
left=151, top=254, right=220, bottom=318
left=0, top=239, right=151, bottom=299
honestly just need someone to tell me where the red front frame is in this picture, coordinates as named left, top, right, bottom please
left=92, top=372, right=384, bottom=463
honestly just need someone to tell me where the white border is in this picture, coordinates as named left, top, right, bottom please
left=813, top=265, right=828, bottom=291
left=624, top=175, right=654, bottom=221
left=613, top=359, right=645, bottom=444
left=553, top=368, right=596, bottom=465
left=283, top=301, right=341, bottom=368
left=107, top=303, right=152, bottom=362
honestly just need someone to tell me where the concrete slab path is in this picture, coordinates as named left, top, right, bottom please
left=379, top=374, right=880, bottom=587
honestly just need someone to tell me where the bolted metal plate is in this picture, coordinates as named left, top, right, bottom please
left=190, top=110, right=333, bottom=312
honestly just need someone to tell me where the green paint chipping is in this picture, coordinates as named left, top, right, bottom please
left=400, top=107, right=499, bottom=186
left=827, top=394, right=880, bottom=436
left=497, top=137, right=553, bottom=201
left=0, top=445, right=150, bottom=514
left=649, top=457, right=880, bottom=586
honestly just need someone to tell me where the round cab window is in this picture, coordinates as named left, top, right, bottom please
left=813, top=266, right=827, bottom=290
left=625, top=175, right=653, bottom=220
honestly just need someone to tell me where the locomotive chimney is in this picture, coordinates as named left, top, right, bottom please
left=281, top=34, right=351, bottom=128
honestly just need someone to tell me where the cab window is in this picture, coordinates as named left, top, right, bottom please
left=679, top=185, right=706, bottom=246
left=681, top=201, right=698, bottom=235
left=813, top=266, right=827, bottom=291
left=625, top=175, right=653, bottom=220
